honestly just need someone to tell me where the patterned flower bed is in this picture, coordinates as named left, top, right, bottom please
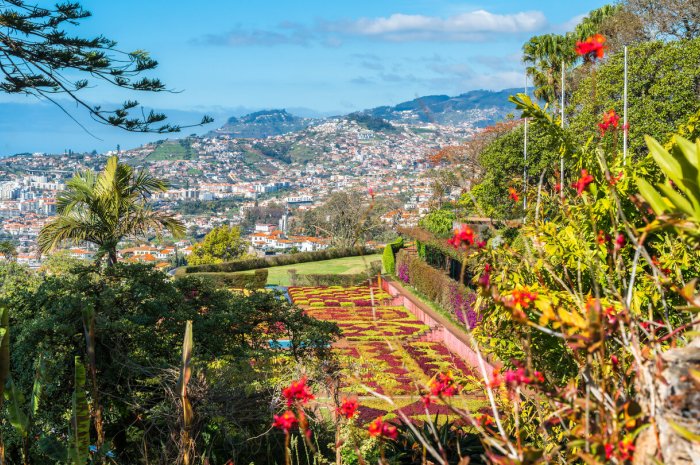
left=293, top=285, right=485, bottom=418
left=288, top=285, right=392, bottom=307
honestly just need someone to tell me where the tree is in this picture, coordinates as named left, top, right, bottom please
left=188, top=225, right=247, bottom=266
left=568, top=37, right=700, bottom=157
left=38, top=156, right=184, bottom=265
left=0, top=2, right=211, bottom=132
left=625, top=0, right=700, bottom=40
left=523, top=33, right=576, bottom=105
left=0, top=240, right=17, bottom=261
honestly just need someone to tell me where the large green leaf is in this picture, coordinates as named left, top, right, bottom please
left=69, top=357, right=90, bottom=465
left=31, top=356, right=46, bottom=417
left=0, top=307, right=9, bottom=405
left=5, top=378, right=29, bottom=436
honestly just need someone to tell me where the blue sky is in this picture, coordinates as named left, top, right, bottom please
left=0, top=0, right=607, bottom=155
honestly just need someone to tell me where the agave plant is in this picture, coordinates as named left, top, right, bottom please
left=636, top=136, right=700, bottom=247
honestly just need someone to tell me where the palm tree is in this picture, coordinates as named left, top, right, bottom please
left=39, top=156, right=184, bottom=266
left=522, top=33, right=576, bottom=105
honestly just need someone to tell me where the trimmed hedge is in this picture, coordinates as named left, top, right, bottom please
left=382, top=245, right=396, bottom=275
left=182, top=269, right=268, bottom=289
left=288, top=261, right=382, bottom=286
left=395, top=250, right=479, bottom=329
left=182, top=247, right=377, bottom=274
left=382, top=237, right=404, bottom=275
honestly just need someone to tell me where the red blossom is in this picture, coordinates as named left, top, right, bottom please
left=597, top=230, right=611, bottom=245
left=618, top=439, right=635, bottom=461
left=478, top=264, right=491, bottom=288
left=610, top=171, right=624, bottom=185
left=572, top=169, right=594, bottom=196
left=508, top=187, right=520, bottom=203
left=487, top=371, right=503, bottom=388
left=477, top=240, right=486, bottom=249
left=337, top=397, right=359, bottom=419
left=504, top=288, right=537, bottom=309
left=368, top=187, right=375, bottom=198
left=367, top=417, right=398, bottom=440
left=604, top=443, right=615, bottom=460
left=611, top=354, right=620, bottom=368
left=273, top=410, right=298, bottom=432
left=448, top=225, right=475, bottom=249
left=598, top=109, right=620, bottom=136
left=575, top=34, right=606, bottom=61
left=421, top=394, right=432, bottom=408
left=554, top=183, right=562, bottom=193
left=614, top=233, right=626, bottom=252
left=429, top=372, right=457, bottom=397
left=282, top=377, right=315, bottom=406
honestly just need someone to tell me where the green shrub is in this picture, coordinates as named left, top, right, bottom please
left=418, top=210, right=456, bottom=238
left=182, top=269, right=268, bottom=289
left=183, top=247, right=379, bottom=274
left=383, top=244, right=396, bottom=275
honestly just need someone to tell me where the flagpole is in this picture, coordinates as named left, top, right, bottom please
left=523, top=74, right=528, bottom=211
left=623, top=45, right=628, bottom=165
left=560, top=61, right=565, bottom=200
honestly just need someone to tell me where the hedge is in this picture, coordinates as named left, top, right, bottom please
left=182, top=247, right=378, bottom=274
left=181, top=269, right=268, bottom=289
left=395, top=250, right=480, bottom=329
left=382, top=237, right=404, bottom=275
left=288, top=261, right=382, bottom=286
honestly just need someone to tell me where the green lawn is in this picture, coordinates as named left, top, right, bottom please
left=262, top=254, right=382, bottom=286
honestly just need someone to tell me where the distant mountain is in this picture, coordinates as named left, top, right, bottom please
left=208, top=109, right=317, bottom=139
left=363, top=88, right=523, bottom=126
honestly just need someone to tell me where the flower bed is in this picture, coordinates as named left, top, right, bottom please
left=288, top=285, right=392, bottom=307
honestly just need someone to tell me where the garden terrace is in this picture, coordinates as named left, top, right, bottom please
left=289, top=284, right=486, bottom=421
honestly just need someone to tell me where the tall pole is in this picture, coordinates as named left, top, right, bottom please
left=623, top=45, right=628, bottom=165
left=560, top=61, right=565, bottom=200
left=523, top=74, right=528, bottom=211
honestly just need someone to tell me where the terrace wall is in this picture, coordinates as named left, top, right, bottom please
left=382, top=278, right=498, bottom=379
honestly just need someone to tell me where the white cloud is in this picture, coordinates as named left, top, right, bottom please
left=323, top=10, right=548, bottom=42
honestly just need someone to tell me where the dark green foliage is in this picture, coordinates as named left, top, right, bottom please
left=183, top=269, right=269, bottom=288
left=468, top=122, right=559, bottom=219
left=418, top=209, right=456, bottom=238
left=183, top=247, right=378, bottom=273
left=568, top=37, right=700, bottom=157
left=5, top=263, right=339, bottom=464
left=346, top=113, right=397, bottom=132
left=384, top=416, right=486, bottom=465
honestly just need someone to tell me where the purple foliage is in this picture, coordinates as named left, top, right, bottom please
left=448, top=283, right=481, bottom=329
left=398, top=262, right=410, bottom=283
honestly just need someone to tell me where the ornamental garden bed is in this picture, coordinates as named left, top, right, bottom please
left=295, top=285, right=486, bottom=421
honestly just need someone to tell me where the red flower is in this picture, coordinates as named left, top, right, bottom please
left=368, top=187, right=375, bottom=198
left=598, top=109, right=620, bottom=136
left=421, top=394, right=432, bottom=408
left=611, top=354, right=620, bottom=368
left=504, top=368, right=532, bottom=387
left=614, top=233, right=626, bottom=252
left=610, top=171, right=624, bottom=185
left=282, top=377, right=315, bottom=406
left=575, top=34, right=606, bottom=61
left=448, top=225, right=475, bottom=249
left=337, top=397, right=359, bottom=419
left=476, top=240, right=486, bottom=249
left=273, top=410, right=298, bottom=432
left=504, top=288, right=537, bottom=310
left=478, top=264, right=491, bottom=288
left=508, top=187, right=520, bottom=203
left=382, top=423, right=398, bottom=440
left=596, top=230, right=610, bottom=245
left=554, top=183, right=562, bottom=193
left=429, top=372, right=457, bottom=397
left=487, top=370, right=503, bottom=388
left=604, top=443, right=615, bottom=460
left=618, top=439, right=635, bottom=461
left=572, top=169, right=594, bottom=196
left=368, top=417, right=398, bottom=440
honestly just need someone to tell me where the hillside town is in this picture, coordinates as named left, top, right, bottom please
left=0, top=114, right=482, bottom=267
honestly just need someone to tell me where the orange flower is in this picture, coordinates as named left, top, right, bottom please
left=504, top=287, right=537, bottom=310
left=508, top=187, right=519, bottom=202
left=429, top=372, right=458, bottom=397
left=448, top=225, right=475, bottom=249
left=367, top=417, right=398, bottom=440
